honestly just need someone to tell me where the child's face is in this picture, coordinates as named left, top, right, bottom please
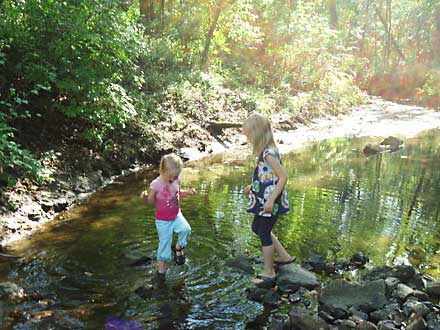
left=165, top=167, right=181, bottom=183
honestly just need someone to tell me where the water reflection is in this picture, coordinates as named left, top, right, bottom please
left=2, top=129, right=440, bottom=329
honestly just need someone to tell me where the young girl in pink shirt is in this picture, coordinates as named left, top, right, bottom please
left=140, top=153, right=196, bottom=275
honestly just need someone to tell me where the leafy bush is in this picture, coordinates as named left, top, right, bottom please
left=417, top=70, right=440, bottom=110
left=0, top=0, right=149, bottom=142
left=0, top=113, right=40, bottom=186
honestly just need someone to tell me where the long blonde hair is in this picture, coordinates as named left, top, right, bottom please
left=243, top=113, right=277, bottom=156
left=159, top=153, right=183, bottom=174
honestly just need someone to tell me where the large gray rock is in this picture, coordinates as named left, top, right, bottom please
left=289, top=307, right=329, bottom=330
left=362, top=265, right=416, bottom=283
left=319, top=279, right=388, bottom=312
left=277, top=264, right=321, bottom=292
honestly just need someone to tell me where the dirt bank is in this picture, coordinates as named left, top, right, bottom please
left=1, top=96, right=440, bottom=253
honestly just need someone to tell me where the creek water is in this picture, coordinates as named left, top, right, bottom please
left=1, top=129, right=440, bottom=329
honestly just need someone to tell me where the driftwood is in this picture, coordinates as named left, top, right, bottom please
left=0, top=252, right=22, bottom=261
left=207, top=121, right=242, bottom=135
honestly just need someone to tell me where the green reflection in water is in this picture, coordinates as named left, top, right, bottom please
left=2, top=129, right=440, bottom=329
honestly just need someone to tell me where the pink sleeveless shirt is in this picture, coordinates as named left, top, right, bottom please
left=150, top=177, right=180, bottom=221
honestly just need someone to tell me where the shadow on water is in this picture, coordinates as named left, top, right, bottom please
left=2, top=129, right=440, bottom=329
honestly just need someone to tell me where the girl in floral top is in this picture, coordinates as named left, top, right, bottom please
left=242, top=113, right=295, bottom=287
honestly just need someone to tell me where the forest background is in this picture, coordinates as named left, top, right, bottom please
left=0, top=0, right=439, bottom=192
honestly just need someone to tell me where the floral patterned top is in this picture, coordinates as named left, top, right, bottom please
left=247, top=147, right=289, bottom=217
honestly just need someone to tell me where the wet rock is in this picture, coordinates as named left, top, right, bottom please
left=335, top=259, right=350, bottom=272
left=395, top=283, right=414, bottom=300
left=402, top=300, right=431, bottom=318
left=369, top=303, right=404, bottom=324
left=363, top=143, right=386, bottom=157
left=289, top=292, right=302, bottom=304
left=334, top=319, right=357, bottom=329
left=406, top=315, right=427, bottom=330
left=289, top=307, right=329, bottom=330
left=263, top=289, right=282, bottom=306
left=385, top=277, right=400, bottom=291
left=356, top=321, right=379, bottom=330
left=224, top=255, right=255, bottom=274
left=363, top=137, right=403, bottom=157
left=128, top=255, right=152, bottom=267
left=320, top=303, right=348, bottom=320
left=380, top=136, right=403, bottom=150
left=301, top=255, right=326, bottom=273
left=0, top=282, right=24, bottom=300
left=277, top=264, right=321, bottom=292
left=246, top=286, right=269, bottom=303
left=323, top=262, right=337, bottom=275
left=270, top=313, right=291, bottom=330
left=134, top=285, right=155, bottom=299
left=319, top=279, right=388, bottom=312
left=350, top=252, right=369, bottom=267
left=426, top=282, right=440, bottom=298
left=348, top=306, right=369, bottom=321
left=318, top=310, right=335, bottom=323
left=362, top=265, right=417, bottom=284
left=377, top=320, right=399, bottom=330
left=427, top=316, right=440, bottom=330
left=407, top=274, right=426, bottom=291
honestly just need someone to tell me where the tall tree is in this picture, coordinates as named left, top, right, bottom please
left=200, top=2, right=224, bottom=70
left=328, top=0, right=338, bottom=29
left=433, top=4, right=440, bottom=61
left=140, top=0, right=154, bottom=24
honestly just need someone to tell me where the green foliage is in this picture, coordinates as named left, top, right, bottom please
left=0, top=0, right=147, bottom=141
left=3, top=0, right=434, bottom=186
left=416, top=70, right=440, bottom=110
left=0, top=113, right=41, bottom=186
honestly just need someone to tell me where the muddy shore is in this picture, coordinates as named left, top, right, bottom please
left=1, top=96, right=440, bottom=252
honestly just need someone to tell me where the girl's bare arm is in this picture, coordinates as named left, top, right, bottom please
left=140, top=189, right=156, bottom=206
left=180, top=188, right=197, bottom=198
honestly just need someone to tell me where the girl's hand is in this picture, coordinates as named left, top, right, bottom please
left=243, top=185, right=251, bottom=196
left=140, top=190, right=148, bottom=201
left=263, top=200, right=274, bottom=214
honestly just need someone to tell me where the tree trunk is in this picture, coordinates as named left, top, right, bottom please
left=200, top=3, right=223, bottom=70
left=328, top=0, right=338, bottom=29
left=140, top=0, right=154, bottom=24
left=375, top=7, right=405, bottom=62
left=289, top=0, right=297, bottom=11
left=384, top=0, right=392, bottom=63
left=433, top=4, right=440, bottom=60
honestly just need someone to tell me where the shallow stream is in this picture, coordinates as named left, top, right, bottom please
left=1, top=129, right=440, bottom=329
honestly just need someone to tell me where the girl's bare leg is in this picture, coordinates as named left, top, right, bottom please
left=271, top=233, right=294, bottom=263
left=157, top=260, right=166, bottom=274
left=261, top=244, right=276, bottom=277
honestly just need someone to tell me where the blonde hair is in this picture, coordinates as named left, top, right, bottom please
left=159, top=153, right=183, bottom=174
left=243, top=113, right=277, bottom=156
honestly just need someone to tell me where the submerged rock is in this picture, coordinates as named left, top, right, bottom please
left=363, top=136, right=404, bottom=157
left=319, top=279, right=388, bottom=313
left=224, top=255, right=255, bottom=274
